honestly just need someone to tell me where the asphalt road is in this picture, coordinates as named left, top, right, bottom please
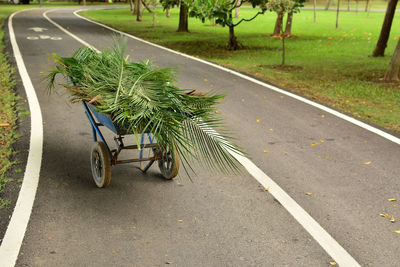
left=5, top=7, right=400, bottom=266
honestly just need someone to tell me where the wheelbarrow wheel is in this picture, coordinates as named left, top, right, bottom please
left=158, top=148, right=180, bottom=179
left=90, top=142, right=111, bottom=188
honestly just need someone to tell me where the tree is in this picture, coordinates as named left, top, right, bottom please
left=161, top=0, right=190, bottom=32
left=325, top=0, right=331, bottom=10
left=285, top=12, right=293, bottom=35
left=135, top=0, right=142, bottom=21
left=178, top=2, right=189, bottom=32
left=384, top=39, right=400, bottom=81
left=372, top=0, right=399, bottom=57
left=266, top=0, right=303, bottom=64
left=335, top=0, right=340, bottom=28
left=272, top=12, right=284, bottom=36
left=190, top=0, right=268, bottom=50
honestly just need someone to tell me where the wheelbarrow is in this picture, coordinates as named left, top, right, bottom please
left=82, top=101, right=180, bottom=188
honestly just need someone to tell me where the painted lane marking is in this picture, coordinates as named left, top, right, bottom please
left=0, top=10, right=44, bottom=267
left=26, top=35, right=63, bottom=40
left=73, top=9, right=400, bottom=146
left=45, top=8, right=361, bottom=266
left=28, top=27, right=47, bottom=32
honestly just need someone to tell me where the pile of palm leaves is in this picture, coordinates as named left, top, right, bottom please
left=46, top=42, right=243, bottom=176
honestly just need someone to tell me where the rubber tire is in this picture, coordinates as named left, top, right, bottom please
left=158, top=148, right=180, bottom=179
left=90, top=142, right=112, bottom=188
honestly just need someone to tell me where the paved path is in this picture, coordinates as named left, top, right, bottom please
left=4, top=6, right=400, bottom=266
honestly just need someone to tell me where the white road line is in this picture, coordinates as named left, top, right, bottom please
left=0, top=10, right=44, bottom=267
left=46, top=9, right=362, bottom=266
left=74, top=8, right=400, bottom=146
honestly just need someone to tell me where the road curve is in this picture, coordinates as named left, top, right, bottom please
left=4, top=7, right=400, bottom=267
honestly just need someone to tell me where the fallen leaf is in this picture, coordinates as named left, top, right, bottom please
left=325, top=156, right=330, bottom=159
left=241, top=98, right=245, bottom=102
left=177, top=220, right=183, bottom=223
left=363, top=161, right=371, bottom=165
left=263, top=150, right=269, bottom=153
left=264, top=186, right=270, bottom=191
left=165, top=262, right=172, bottom=265
left=321, top=115, right=325, bottom=118
left=329, top=262, right=337, bottom=266
left=280, top=96, right=284, bottom=99
left=380, top=213, right=390, bottom=218
left=394, top=230, right=400, bottom=234
left=311, top=143, right=319, bottom=146
left=269, top=128, right=273, bottom=131
left=284, top=152, right=288, bottom=155
left=0, top=123, right=10, bottom=127
left=203, top=78, right=208, bottom=82
left=390, top=215, right=395, bottom=223
left=305, top=192, right=312, bottom=196
left=394, top=205, right=397, bottom=208
left=388, top=198, right=397, bottom=202
left=320, top=140, right=325, bottom=143
left=256, top=119, right=260, bottom=123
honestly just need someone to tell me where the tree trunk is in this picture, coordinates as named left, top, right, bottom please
left=372, top=0, right=399, bottom=57
left=136, top=0, right=142, bottom=21
left=336, top=0, right=340, bottom=28
left=129, top=0, right=133, bottom=11
left=141, top=0, right=152, bottom=13
left=177, top=2, right=189, bottom=32
left=313, top=0, right=317, bottom=23
left=228, top=12, right=239, bottom=50
left=83, top=0, right=86, bottom=6
left=166, top=8, right=171, bottom=18
left=384, top=39, right=400, bottom=81
left=273, top=12, right=284, bottom=36
left=235, top=0, right=241, bottom=18
left=356, top=0, right=358, bottom=13
left=325, top=0, right=331, bottom=10
left=281, top=17, right=286, bottom=65
left=285, top=12, right=293, bottom=35
left=365, top=0, right=370, bottom=11
left=133, top=0, right=137, bottom=15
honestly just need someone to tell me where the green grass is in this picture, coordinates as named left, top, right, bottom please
left=0, top=2, right=120, bottom=208
left=302, top=0, right=394, bottom=10
left=81, top=7, right=400, bottom=133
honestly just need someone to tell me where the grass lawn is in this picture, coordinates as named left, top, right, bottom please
left=81, top=7, right=400, bottom=134
left=0, top=2, right=120, bottom=208
left=302, top=0, right=395, bottom=10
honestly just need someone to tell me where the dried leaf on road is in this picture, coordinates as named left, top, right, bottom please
left=388, top=198, right=397, bottom=202
left=203, top=78, right=208, bottom=82
left=263, top=150, right=269, bottom=153
left=305, top=192, right=312, bottom=196
left=0, top=123, right=10, bottom=127
left=394, top=230, right=400, bottom=234
left=363, top=161, right=372, bottom=165
left=256, top=119, right=260, bottom=123
left=329, top=262, right=337, bottom=266
left=264, top=186, right=270, bottom=191
left=390, top=215, right=395, bottom=223
left=177, top=220, right=183, bottom=223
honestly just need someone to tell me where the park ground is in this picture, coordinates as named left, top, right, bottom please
left=81, top=6, right=400, bottom=134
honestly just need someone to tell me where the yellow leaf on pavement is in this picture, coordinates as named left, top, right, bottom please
left=203, top=78, right=208, bottom=82
left=177, top=220, right=183, bottom=223
left=388, top=198, right=397, bottom=202
left=390, top=215, right=395, bottom=223
left=329, top=262, right=337, bottom=266
left=305, top=192, right=312, bottom=196
left=394, top=230, right=400, bottom=234
left=256, top=119, right=260, bottom=123
left=263, top=150, right=269, bottom=153
left=363, top=161, right=371, bottom=165
left=264, top=186, right=270, bottom=191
